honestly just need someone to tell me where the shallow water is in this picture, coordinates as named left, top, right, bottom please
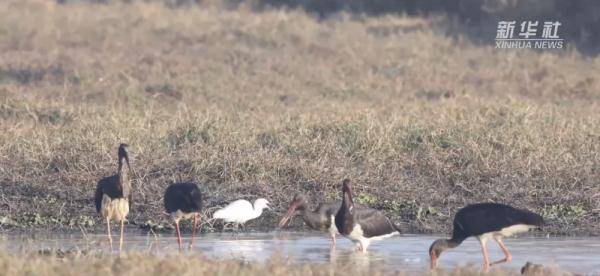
left=2, top=231, right=600, bottom=274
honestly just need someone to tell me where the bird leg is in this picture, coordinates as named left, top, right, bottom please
left=106, top=217, right=113, bottom=251
left=330, top=234, right=336, bottom=249
left=119, top=219, right=125, bottom=253
left=189, top=213, right=199, bottom=250
left=479, top=240, right=491, bottom=272
left=491, top=238, right=512, bottom=265
left=359, top=241, right=368, bottom=253
left=175, top=220, right=183, bottom=251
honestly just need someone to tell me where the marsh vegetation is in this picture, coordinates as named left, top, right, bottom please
left=0, top=0, right=598, bottom=237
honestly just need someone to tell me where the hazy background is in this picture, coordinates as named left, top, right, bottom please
left=59, top=0, right=600, bottom=54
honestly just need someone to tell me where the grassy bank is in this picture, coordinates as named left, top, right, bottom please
left=0, top=0, right=599, bottom=235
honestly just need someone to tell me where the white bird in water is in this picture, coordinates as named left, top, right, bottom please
left=213, top=198, right=270, bottom=230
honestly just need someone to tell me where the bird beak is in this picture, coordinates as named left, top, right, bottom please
left=347, top=186, right=354, bottom=206
left=278, top=202, right=297, bottom=228
left=125, top=155, right=134, bottom=175
left=119, top=145, right=134, bottom=176
left=429, top=251, right=438, bottom=269
left=342, top=179, right=354, bottom=207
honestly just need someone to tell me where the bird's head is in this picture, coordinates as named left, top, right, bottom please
left=118, top=143, right=129, bottom=158
left=118, top=143, right=129, bottom=163
left=278, top=194, right=306, bottom=228
left=117, top=143, right=131, bottom=170
left=428, top=239, right=448, bottom=270
left=341, top=178, right=354, bottom=207
left=254, top=198, right=270, bottom=211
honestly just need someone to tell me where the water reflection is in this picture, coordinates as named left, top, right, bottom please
left=1, top=231, right=599, bottom=274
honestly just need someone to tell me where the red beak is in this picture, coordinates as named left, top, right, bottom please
left=342, top=179, right=354, bottom=206
left=278, top=201, right=298, bottom=228
left=430, top=251, right=438, bottom=269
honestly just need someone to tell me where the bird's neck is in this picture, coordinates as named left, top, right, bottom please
left=118, top=158, right=130, bottom=192
left=302, top=208, right=324, bottom=227
left=432, top=237, right=463, bottom=255
left=445, top=237, right=463, bottom=249
left=341, top=192, right=353, bottom=213
left=252, top=205, right=264, bottom=219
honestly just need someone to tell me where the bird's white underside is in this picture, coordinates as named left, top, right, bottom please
left=477, top=224, right=536, bottom=245
left=101, top=195, right=129, bottom=222
left=329, top=215, right=339, bottom=236
left=347, top=223, right=398, bottom=251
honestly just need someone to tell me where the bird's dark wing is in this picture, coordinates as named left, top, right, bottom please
left=517, top=208, right=544, bottom=227
left=163, top=185, right=178, bottom=213
left=189, top=187, right=203, bottom=210
left=164, top=183, right=203, bottom=213
left=354, top=208, right=398, bottom=238
left=178, top=184, right=201, bottom=213
left=181, top=189, right=195, bottom=211
left=319, top=201, right=341, bottom=217
left=320, top=201, right=367, bottom=217
left=455, top=203, right=540, bottom=236
left=95, top=175, right=123, bottom=213
left=94, top=181, right=104, bottom=213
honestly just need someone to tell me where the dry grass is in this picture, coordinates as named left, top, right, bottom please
left=0, top=251, right=573, bottom=276
left=1, top=252, right=370, bottom=276
left=0, top=0, right=599, bottom=235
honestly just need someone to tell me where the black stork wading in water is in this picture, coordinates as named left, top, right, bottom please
left=334, top=179, right=401, bottom=253
left=163, top=182, right=203, bottom=250
left=428, top=203, right=544, bottom=271
left=278, top=194, right=344, bottom=247
left=94, top=143, right=134, bottom=252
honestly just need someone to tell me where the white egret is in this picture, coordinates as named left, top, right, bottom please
left=213, top=198, right=270, bottom=230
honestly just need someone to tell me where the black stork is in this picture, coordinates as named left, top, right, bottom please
left=428, top=202, right=544, bottom=271
left=163, top=182, right=203, bottom=250
left=334, top=179, right=401, bottom=252
left=278, top=194, right=343, bottom=247
left=94, top=143, right=134, bottom=252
